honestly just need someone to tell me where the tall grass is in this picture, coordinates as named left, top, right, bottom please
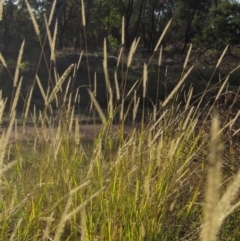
left=0, top=1, right=240, bottom=240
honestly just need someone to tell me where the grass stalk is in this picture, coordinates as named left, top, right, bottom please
left=200, top=112, right=221, bottom=241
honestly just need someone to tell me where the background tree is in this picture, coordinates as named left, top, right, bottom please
left=0, top=0, right=51, bottom=53
left=170, top=0, right=213, bottom=53
left=193, top=0, right=240, bottom=52
left=1, top=0, right=240, bottom=55
left=140, top=0, right=174, bottom=52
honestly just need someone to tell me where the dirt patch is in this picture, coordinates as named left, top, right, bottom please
left=0, top=123, right=140, bottom=143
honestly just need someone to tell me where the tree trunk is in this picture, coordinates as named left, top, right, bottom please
left=181, top=1, right=199, bottom=53
left=125, top=0, right=134, bottom=49
left=132, top=0, right=146, bottom=40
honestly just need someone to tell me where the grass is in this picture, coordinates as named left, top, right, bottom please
left=0, top=2, right=240, bottom=241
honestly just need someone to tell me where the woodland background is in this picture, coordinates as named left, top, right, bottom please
left=1, top=0, right=240, bottom=54
left=1, top=0, right=240, bottom=109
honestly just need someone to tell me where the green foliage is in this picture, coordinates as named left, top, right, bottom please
left=193, top=0, right=240, bottom=50
left=0, top=0, right=47, bottom=52
left=107, top=34, right=119, bottom=50
left=1, top=0, right=240, bottom=53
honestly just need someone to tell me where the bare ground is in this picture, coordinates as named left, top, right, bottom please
left=0, top=123, right=141, bottom=143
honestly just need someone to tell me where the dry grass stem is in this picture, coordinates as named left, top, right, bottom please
left=88, top=89, right=107, bottom=124
left=103, top=39, right=112, bottom=97
left=54, top=94, right=59, bottom=108
left=149, top=109, right=168, bottom=132
left=216, top=169, right=240, bottom=223
left=48, top=0, right=57, bottom=25
left=64, top=187, right=106, bottom=221
left=154, top=18, right=172, bottom=52
left=25, top=0, right=40, bottom=36
left=0, top=110, right=15, bottom=167
left=126, top=80, right=138, bottom=98
left=214, top=76, right=229, bottom=103
left=69, top=181, right=92, bottom=196
left=69, top=108, right=74, bottom=132
left=13, top=40, right=25, bottom=87
left=127, top=39, right=137, bottom=67
left=67, top=92, right=72, bottom=111
left=0, top=0, right=2, bottom=21
left=73, top=63, right=77, bottom=77
left=42, top=212, right=55, bottom=241
left=127, top=38, right=140, bottom=67
left=108, top=96, right=113, bottom=121
left=74, top=117, right=80, bottom=144
left=233, top=127, right=240, bottom=137
left=9, top=218, right=23, bottom=241
left=117, top=46, right=123, bottom=67
left=10, top=77, right=22, bottom=118
left=119, top=99, right=124, bottom=121
left=73, top=87, right=79, bottom=104
left=0, top=91, right=7, bottom=123
left=103, top=39, right=113, bottom=118
left=229, top=64, right=240, bottom=75
left=200, top=112, right=221, bottom=241
left=162, top=65, right=194, bottom=108
left=114, top=71, right=120, bottom=100
left=158, top=46, right=163, bottom=66
left=80, top=207, right=88, bottom=241
left=121, top=16, right=125, bottom=45
left=77, top=51, right=83, bottom=69
left=51, top=20, right=58, bottom=61
left=133, top=97, right=140, bottom=121
left=44, top=15, right=54, bottom=58
left=94, top=72, right=97, bottom=96
left=36, top=75, right=48, bottom=104
left=47, top=64, right=74, bottom=105
left=229, top=110, right=240, bottom=130
left=182, top=107, right=194, bottom=131
left=216, top=45, right=228, bottom=69
left=53, top=195, right=73, bottom=241
left=54, top=68, right=59, bottom=84
left=184, top=87, right=193, bottom=110
left=153, top=103, right=157, bottom=121
left=133, top=37, right=141, bottom=53
left=87, top=140, right=102, bottom=178
left=23, top=85, right=33, bottom=120
left=143, top=63, right=148, bottom=98
left=183, top=43, right=192, bottom=70
left=53, top=136, right=62, bottom=161
left=81, top=0, right=86, bottom=26
left=168, top=135, right=182, bottom=160
left=63, top=77, right=71, bottom=103
left=0, top=160, right=18, bottom=176
left=0, top=53, right=7, bottom=67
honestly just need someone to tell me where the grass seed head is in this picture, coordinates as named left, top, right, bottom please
left=0, top=0, right=2, bottom=21
left=81, top=0, right=86, bottom=27
left=25, top=0, right=40, bottom=36
left=0, top=53, right=7, bottom=67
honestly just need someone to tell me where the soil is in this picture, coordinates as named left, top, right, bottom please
left=0, top=123, right=141, bottom=143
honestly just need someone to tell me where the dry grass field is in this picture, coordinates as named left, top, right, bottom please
left=0, top=2, right=240, bottom=241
